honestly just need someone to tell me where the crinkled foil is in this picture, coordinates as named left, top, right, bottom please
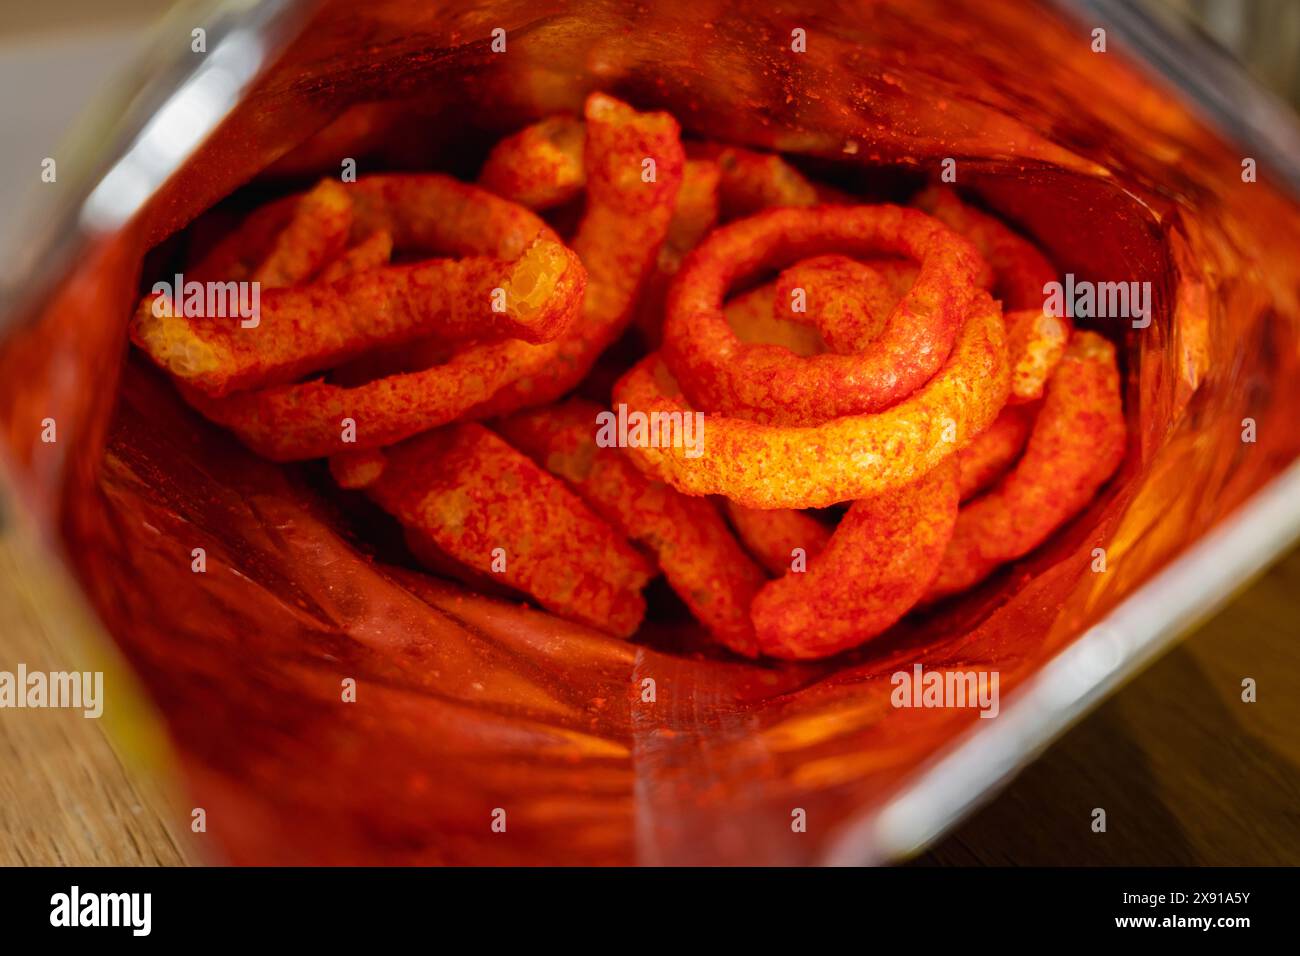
left=2, top=0, right=1299, bottom=864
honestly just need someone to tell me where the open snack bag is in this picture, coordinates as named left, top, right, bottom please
left=2, top=0, right=1299, bottom=865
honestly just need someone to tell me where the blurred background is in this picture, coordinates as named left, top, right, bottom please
left=0, top=0, right=1296, bottom=864
left=1165, top=0, right=1300, bottom=103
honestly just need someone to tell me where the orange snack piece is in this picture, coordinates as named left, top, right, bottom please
left=771, top=255, right=918, bottom=353
left=1004, top=307, right=1070, bottom=403
left=343, top=171, right=560, bottom=259
left=913, top=184, right=1069, bottom=404
left=478, top=114, right=587, bottom=210
left=329, top=445, right=389, bottom=490
left=662, top=204, right=984, bottom=425
left=178, top=95, right=683, bottom=461
left=317, top=229, right=393, bottom=283
left=956, top=403, right=1035, bottom=501
left=495, top=399, right=765, bottom=651
left=750, top=459, right=960, bottom=660
left=688, top=143, right=823, bottom=219
left=724, top=281, right=825, bottom=356
left=476, top=113, right=705, bottom=352
left=401, top=526, right=519, bottom=600
left=176, top=173, right=588, bottom=459
left=365, top=423, right=654, bottom=637
left=928, top=332, right=1126, bottom=597
left=188, top=338, right=539, bottom=461
left=723, top=500, right=832, bottom=578
left=912, top=184, right=1056, bottom=311
left=661, top=160, right=724, bottom=271
left=252, top=179, right=354, bottom=287
left=133, top=234, right=585, bottom=397
left=466, top=92, right=685, bottom=416
left=616, top=289, right=1009, bottom=509
left=313, top=234, right=397, bottom=490
left=633, top=157, right=722, bottom=346
left=188, top=179, right=352, bottom=285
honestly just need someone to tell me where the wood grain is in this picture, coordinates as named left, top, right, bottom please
left=918, top=544, right=1300, bottom=865
left=0, top=515, right=199, bottom=866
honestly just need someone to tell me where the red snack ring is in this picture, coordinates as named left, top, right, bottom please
left=662, top=204, right=985, bottom=425
left=365, top=423, right=654, bottom=637
left=495, top=399, right=766, bottom=651
left=477, top=114, right=587, bottom=210
left=927, top=331, right=1126, bottom=598
left=750, top=458, right=960, bottom=660
left=723, top=500, right=832, bottom=578
left=614, top=289, right=1010, bottom=509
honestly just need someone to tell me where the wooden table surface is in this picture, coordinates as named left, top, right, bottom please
left=0, top=515, right=197, bottom=865
left=919, top=543, right=1300, bottom=866
left=2, top=504, right=1296, bottom=866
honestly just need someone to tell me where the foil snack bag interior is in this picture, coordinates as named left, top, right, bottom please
left=2, top=0, right=1300, bottom=864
